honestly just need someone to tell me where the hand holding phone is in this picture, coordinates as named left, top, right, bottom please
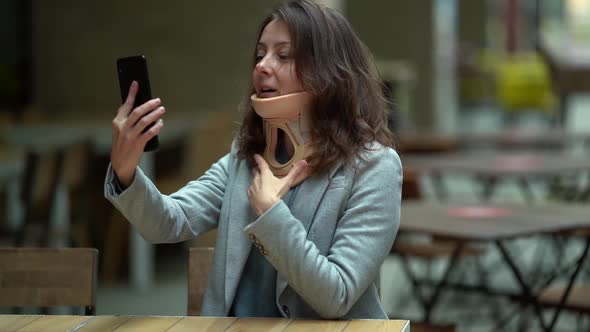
left=111, top=55, right=165, bottom=188
left=117, top=55, right=160, bottom=151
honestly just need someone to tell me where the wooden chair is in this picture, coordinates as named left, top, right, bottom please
left=411, top=321, right=456, bottom=332
left=534, top=283, right=590, bottom=331
left=14, top=148, right=65, bottom=246
left=61, top=140, right=94, bottom=247
left=396, top=135, right=458, bottom=155
left=187, top=247, right=215, bottom=316
left=401, top=168, right=422, bottom=200
left=0, top=247, right=98, bottom=315
left=538, top=285, right=590, bottom=314
left=537, top=230, right=590, bottom=316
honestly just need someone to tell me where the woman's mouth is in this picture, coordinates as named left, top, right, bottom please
left=259, top=88, right=279, bottom=98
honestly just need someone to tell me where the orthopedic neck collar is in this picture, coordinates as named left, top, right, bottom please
left=251, top=91, right=314, bottom=177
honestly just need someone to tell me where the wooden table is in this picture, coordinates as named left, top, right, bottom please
left=397, top=201, right=590, bottom=331
left=402, top=151, right=590, bottom=202
left=0, top=315, right=410, bottom=332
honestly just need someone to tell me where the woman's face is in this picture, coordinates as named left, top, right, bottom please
left=252, top=19, right=304, bottom=98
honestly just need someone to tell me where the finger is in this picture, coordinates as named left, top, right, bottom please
left=132, top=106, right=166, bottom=135
left=251, top=166, right=260, bottom=178
left=127, top=98, right=162, bottom=128
left=125, top=81, right=139, bottom=107
left=140, top=118, right=164, bottom=144
left=117, top=81, right=139, bottom=117
left=284, top=159, right=308, bottom=184
left=254, top=154, right=270, bottom=173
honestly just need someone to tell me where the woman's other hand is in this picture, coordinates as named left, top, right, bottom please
left=248, top=154, right=307, bottom=216
left=111, top=81, right=165, bottom=188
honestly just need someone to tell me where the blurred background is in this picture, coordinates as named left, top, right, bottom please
left=1, top=0, right=590, bottom=331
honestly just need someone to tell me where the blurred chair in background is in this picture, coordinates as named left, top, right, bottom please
left=13, top=147, right=64, bottom=246
left=539, top=284, right=590, bottom=328
left=538, top=40, right=590, bottom=128
left=401, top=168, right=422, bottom=201
left=61, top=140, right=95, bottom=247
left=411, top=322, right=456, bottom=332
left=0, top=145, right=24, bottom=246
left=11, top=139, right=94, bottom=247
left=187, top=247, right=214, bottom=316
left=0, top=247, right=98, bottom=315
left=457, top=46, right=498, bottom=107
left=537, top=230, right=590, bottom=330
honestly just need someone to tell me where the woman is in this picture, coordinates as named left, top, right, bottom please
left=106, top=0, right=402, bottom=319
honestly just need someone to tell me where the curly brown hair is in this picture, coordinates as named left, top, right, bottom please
left=237, top=0, right=395, bottom=175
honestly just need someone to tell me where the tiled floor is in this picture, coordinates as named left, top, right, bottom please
left=94, top=97, right=590, bottom=331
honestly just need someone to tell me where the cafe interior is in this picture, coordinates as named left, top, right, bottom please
left=1, top=0, right=590, bottom=331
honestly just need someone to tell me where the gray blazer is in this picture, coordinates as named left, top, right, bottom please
left=104, top=142, right=402, bottom=319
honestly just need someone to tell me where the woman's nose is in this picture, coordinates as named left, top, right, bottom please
left=256, top=56, right=273, bottom=75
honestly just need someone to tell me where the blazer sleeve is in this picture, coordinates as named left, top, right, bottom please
left=104, top=152, right=232, bottom=243
left=245, top=147, right=402, bottom=318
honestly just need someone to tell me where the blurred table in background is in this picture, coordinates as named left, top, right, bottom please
left=397, top=201, right=590, bottom=330
left=398, top=129, right=590, bottom=153
left=402, top=151, right=590, bottom=202
left=0, top=315, right=410, bottom=332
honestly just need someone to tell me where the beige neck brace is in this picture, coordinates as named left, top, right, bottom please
left=251, top=92, right=314, bottom=178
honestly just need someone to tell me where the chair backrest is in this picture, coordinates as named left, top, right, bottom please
left=402, top=168, right=423, bottom=200
left=15, top=148, right=65, bottom=246
left=411, top=322, right=456, bottom=332
left=187, top=247, right=214, bottom=316
left=0, top=247, right=98, bottom=315
left=62, top=140, right=93, bottom=194
left=61, top=140, right=94, bottom=247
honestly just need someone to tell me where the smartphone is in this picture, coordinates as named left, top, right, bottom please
left=116, top=55, right=159, bottom=152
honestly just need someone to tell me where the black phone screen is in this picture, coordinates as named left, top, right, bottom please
left=116, top=55, right=159, bottom=152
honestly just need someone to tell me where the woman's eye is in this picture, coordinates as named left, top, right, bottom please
left=255, top=55, right=264, bottom=62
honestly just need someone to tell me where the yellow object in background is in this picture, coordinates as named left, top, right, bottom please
left=495, top=53, right=556, bottom=113
left=458, top=49, right=556, bottom=117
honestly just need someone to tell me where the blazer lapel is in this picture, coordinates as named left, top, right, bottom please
left=275, top=161, right=342, bottom=298
left=289, top=172, right=332, bottom=233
